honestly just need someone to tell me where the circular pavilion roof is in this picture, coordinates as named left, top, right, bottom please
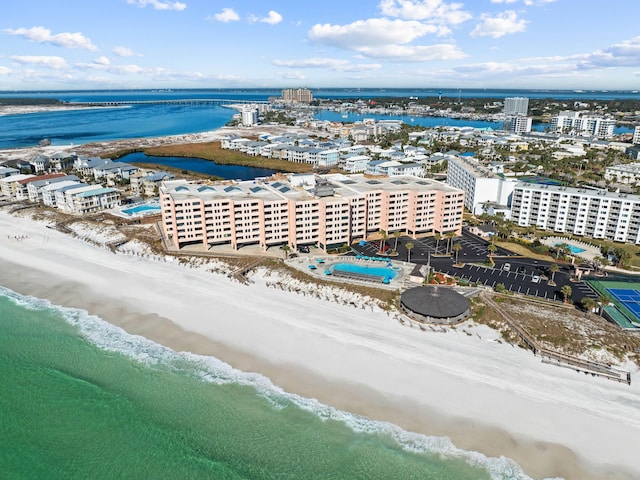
left=400, top=286, right=470, bottom=319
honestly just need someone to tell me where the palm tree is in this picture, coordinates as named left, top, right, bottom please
left=434, top=232, right=441, bottom=254
left=561, top=285, right=572, bottom=304
left=445, top=231, right=456, bottom=254
left=393, top=231, right=401, bottom=251
left=406, top=242, right=414, bottom=263
left=452, top=242, right=462, bottom=265
left=378, top=229, right=388, bottom=254
left=597, top=295, right=611, bottom=317
left=280, top=244, right=291, bottom=259
left=549, top=263, right=559, bottom=285
left=487, top=243, right=497, bottom=265
left=581, top=297, right=597, bottom=314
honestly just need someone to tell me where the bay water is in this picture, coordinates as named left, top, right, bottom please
left=0, top=285, right=534, bottom=480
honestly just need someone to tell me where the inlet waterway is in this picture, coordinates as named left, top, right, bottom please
left=116, top=152, right=277, bottom=180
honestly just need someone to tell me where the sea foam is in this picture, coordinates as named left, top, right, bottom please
left=1, top=286, right=561, bottom=480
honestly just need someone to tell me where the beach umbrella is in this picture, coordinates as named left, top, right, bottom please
left=308, top=264, right=316, bottom=269
left=324, top=270, right=332, bottom=275
left=359, top=240, right=367, bottom=247
left=363, top=256, right=369, bottom=260
left=316, top=258, right=324, bottom=263
left=355, top=254, right=362, bottom=259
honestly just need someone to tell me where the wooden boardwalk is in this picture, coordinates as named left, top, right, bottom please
left=481, top=292, right=631, bottom=385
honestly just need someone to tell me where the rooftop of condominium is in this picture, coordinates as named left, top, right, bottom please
left=515, top=182, right=640, bottom=202
left=161, top=173, right=462, bottom=204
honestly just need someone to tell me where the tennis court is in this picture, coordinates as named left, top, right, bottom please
left=587, top=279, right=640, bottom=329
left=608, top=288, right=640, bottom=318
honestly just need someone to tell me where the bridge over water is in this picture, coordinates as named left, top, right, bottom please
left=67, top=98, right=270, bottom=107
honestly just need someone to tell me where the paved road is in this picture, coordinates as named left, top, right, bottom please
left=353, top=230, right=599, bottom=305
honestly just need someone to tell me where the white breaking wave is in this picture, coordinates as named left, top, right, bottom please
left=1, top=285, right=554, bottom=480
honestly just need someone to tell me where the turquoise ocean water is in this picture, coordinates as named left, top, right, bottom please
left=0, top=285, right=536, bottom=480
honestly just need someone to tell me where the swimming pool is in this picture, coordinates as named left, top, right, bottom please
left=122, top=204, right=161, bottom=216
left=554, top=242, right=585, bottom=254
left=329, top=263, right=397, bottom=282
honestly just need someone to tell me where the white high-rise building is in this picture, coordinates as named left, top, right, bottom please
left=241, top=108, right=259, bottom=126
left=633, top=125, right=640, bottom=145
left=503, top=115, right=532, bottom=133
left=446, top=155, right=516, bottom=215
left=550, top=111, right=616, bottom=139
left=504, top=97, right=529, bottom=116
left=510, top=183, right=640, bottom=244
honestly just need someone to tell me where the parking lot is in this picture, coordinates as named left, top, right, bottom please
left=353, top=230, right=599, bottom=305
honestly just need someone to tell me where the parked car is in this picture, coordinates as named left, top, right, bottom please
left=531, top=275, right=541, bottom=283
left=298, top=245, right=310, bottom=253
left=503, top=263, right=511, bottom=271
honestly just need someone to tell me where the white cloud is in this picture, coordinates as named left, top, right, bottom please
left=94, top=56, right=111, bottom=66
left=524, top=0, right=557, bottom=5
left=260, top=11, right=283, bottom=25
left=113, top=46, right=142, bottom=57
left=279, top=71, right=306, bottom=80
left=0, top=66, right=11, bottom=75
left=127, top=0, right=186, bottom=11
left=308, top=18, right=463, bottom=62
left=11, top=55, right=69, bottom=69
left=359, top=43, right=466, bottom=62
left=212, top=8, right=240, bottom=23
left=378, top=0, right=472, bottom=25
left=273, top=57, right=382, bottom=72
left=470, top=10, right=527, bottom=38
left=490, top=0, right=518, bottom=3
left=5, top=26, right=97, bottom=50
left=577, top=36, right=640, bottom=69
left=248, top=11, right=284, bottom=25
left=310, top=18, right=443, bottom=49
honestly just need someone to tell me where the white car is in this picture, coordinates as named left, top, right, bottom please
left=531, top=275, right=541, bottom=283
left=503, top=263, right=511, bottom=271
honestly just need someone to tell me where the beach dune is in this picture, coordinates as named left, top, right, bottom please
left=0, top=210, right=639, bottom=480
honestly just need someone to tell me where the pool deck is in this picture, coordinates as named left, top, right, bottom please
left=286, top=255, right=415, bottom=290
left=110, top=201, right=162, bottom=219
left=540, top=236, right=601, bottom=261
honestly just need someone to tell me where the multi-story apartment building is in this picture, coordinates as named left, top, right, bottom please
left=550, top=111, right=616, bottom=139
left=503, top=115, right=532, bottom=134
left=633, top=126, right=640, bottom=145
left=511, top=183, right=640, bottom=244
left=503, top=97, right=529, bottom=116
left=281, top=88, right=313, bottom=103
left=160, top=174, right=465, bottom=252
left=604, top=163, right=640, bottom=185
left=446, top=155, right=516, bottom=215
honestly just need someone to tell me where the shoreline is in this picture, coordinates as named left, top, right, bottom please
left=0, top=210, right=639, bottom=479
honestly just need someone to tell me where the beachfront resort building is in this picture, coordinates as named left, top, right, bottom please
left=604, top=163, right=640, bottom=185
left=281, top=88, right=313, bottom=104
left=446, top=155, right=516, bottom=216
left=160, top=173, right=464, bottom=251
left=503, top=97, right=529, bottom=116
left=550, top=111, right=616, bottom=139
left=510, top=183, right=640, bottom=244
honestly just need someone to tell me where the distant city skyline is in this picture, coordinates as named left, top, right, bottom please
left=2, top=0, right=640, bottom=91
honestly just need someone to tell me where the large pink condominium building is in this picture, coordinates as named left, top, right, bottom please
left=160, top=173, right=464, bottom=252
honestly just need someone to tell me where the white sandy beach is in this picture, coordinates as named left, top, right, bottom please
left=1, top=210, right=639, bottom=480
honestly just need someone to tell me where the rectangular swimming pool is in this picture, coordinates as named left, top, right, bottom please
left=122, top=204, right=161, bottom=216
left=329, top=263, right=397, bottom=282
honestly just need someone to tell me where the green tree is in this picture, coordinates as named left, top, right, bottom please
left=561, top=285, right=572, bottom=303
left=406, top=242, right=414, bottom=263
left=434, top=232, right=441, bottom=254
left=378, top=229, right=388, bottom=254
left=581, top=297, right=597, bottom=313
left=445, top=231, right=456, bottom=254
left=487, top=243, right=497, bottom=264
left=280, top=244, right=291, bottom=259
left=549, top=263, right=559, bottom=285
left=452, top=242, right=463, bottom=265
left=597, top=295, right=611, bottom=317
left=393, top=231, right=401, bottom=250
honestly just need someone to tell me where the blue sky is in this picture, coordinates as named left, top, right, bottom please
left=2, top=0, right=640, bottom=90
